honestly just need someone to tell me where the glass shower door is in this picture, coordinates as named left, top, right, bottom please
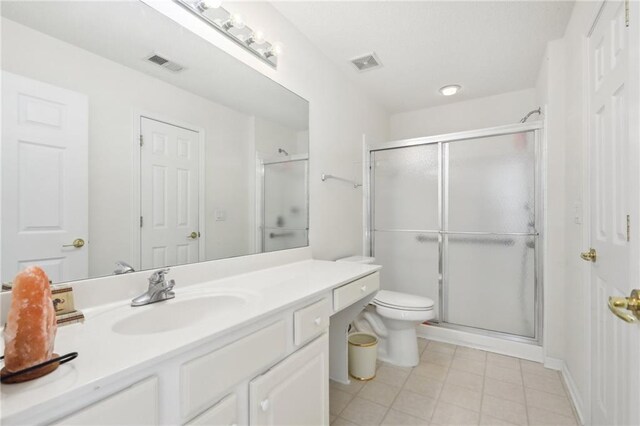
left=372, top=145, right=440, bottom=317
left=443, top=132, right=537, bottom=337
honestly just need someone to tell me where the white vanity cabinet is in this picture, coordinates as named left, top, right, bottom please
left=249, top=333, right=329, bottom=425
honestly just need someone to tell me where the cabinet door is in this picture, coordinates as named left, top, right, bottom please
left=249, top=333, right=329, bottom=426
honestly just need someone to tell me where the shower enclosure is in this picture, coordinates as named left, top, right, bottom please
left=367, top=122, right=543, bottom=343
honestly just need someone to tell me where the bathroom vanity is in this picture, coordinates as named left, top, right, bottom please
left=0, top=250, right=380, bottom=425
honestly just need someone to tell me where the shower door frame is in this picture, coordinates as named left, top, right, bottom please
left=366, top=121, right=545, bottom=345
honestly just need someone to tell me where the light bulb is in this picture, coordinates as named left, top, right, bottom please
left=439, top=84, right=461, bottom=96
left=252, top=30, right=266, bottom=45
left=230, top=13, right=245, bottom=29
left=266, top=41, right=283, bottom=58
left=196, top=0, right=221, bottom=12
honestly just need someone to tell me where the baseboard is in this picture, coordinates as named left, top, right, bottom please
left=417, top=324, right=544, bottom=362
left=560, top=361, right=587, bottom=425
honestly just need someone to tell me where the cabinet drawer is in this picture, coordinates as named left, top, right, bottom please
left=185, top=394, right=237, bottom=426
left=294, top=298, right=330, bottom=345
left=333, top=272, right=380, bottom=311
left=181, top=321, right=287, bottom=420
left=52, top=377, right=158, bottom=425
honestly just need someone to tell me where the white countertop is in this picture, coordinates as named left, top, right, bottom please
left=1, top=259, right=380, bottom=421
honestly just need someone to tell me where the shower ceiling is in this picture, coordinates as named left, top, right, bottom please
left=272, top=1, right=574, bottom=113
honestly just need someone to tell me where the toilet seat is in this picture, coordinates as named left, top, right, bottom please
left=372, top=290, right=434, bottom=312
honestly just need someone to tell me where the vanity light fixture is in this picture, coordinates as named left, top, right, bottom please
left=176, top=0, right=282, bottom=68
left=439, top=84, right=461, bottom=96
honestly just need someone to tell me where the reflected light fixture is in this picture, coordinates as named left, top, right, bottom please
left=177, top=0, right=282, bottom=68
left=439, top=84, right=461, bottom=96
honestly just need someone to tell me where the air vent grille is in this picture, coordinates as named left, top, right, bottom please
left=350, top=53, right=382, bottom=72
left=146, top=54, right=184, bottom=73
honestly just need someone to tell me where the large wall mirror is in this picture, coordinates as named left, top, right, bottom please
left=1, top=1, right=309, bottom=286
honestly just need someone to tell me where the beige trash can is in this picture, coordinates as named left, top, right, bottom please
left=348, top=332, right=378, bottom=381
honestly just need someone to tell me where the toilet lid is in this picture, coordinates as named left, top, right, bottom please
left=373, top=290, right=434, bottom=311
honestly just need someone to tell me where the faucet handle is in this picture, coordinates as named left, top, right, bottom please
left=149, top=268, right=170, bottom=284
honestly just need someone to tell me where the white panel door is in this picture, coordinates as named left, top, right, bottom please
left=1, top=71, right=88, bottom=284
left=140, top=117, right=199, bottom=270
left=249, top=333, right=329, bottom=426
left=588, top=1, right=640, bottom=425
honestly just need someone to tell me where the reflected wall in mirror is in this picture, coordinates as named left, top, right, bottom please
left=1, top=1, right=309, bottom=286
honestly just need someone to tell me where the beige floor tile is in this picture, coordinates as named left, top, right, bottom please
left=439, top=383, right=483, bottom=412
left=486, top=353, right=521, bottom=371
left=422, top=350, right=454, bottom=367
left=479, top=413, right=520, bottom=425
left=331, top=379, right=365, bottom=395
left=413, top=361, right=450, bottom=382
left=359, top=380, right=402, bottom=407
left=455, top=346, right=488, bottom=362
left=330, top=414, right=337, bottom=423
left=446, top=368, right=484, bottom=392
left=450, top=357, right=486, bottom=375
left=377, top=364, right=412, bottom=387
left=520, top=361, right=560, bottom=380
left=483, top=377, right=526, bottom=405
left=527, top=406, right=577, bottom=426
left=330, top=388, right=355, bottom=416
left=522, top=373, right=565, bottom=396
left=404, top=372, right=444, bottom=399
left=341, top=397, right=388, bottom=425
left=431, top=401, right=480, bottom=425
left=418, top=338, right=429, bottom=354
left=392, top=389, right=438, bottom=421
left=382, top=409, right=430, bottom=426
left=524, top=387, right=574, bottom=417
left=481, top=395, right=527, bottom=425
left=485, top=364, right=524, bottom=386
left=426, top=341, right=457, bottom=355
left=332, top=417, right=360, bottom=426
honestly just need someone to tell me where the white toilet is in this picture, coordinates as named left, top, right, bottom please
left=337, top=256, right=435, bottom=367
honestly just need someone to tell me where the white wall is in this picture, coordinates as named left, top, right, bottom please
left=146, top=1, right=390, bottom=261
left=1, top=18, right=255, bottom=275
left=389, top=88, right=537, bottom=140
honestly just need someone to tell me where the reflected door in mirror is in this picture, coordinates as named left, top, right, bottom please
left=1, top=72, right=88, bottom=284
left=140, top=118, right=201, bottom=269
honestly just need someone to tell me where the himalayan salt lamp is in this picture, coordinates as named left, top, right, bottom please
left=3, top=266, right=57, bottom=373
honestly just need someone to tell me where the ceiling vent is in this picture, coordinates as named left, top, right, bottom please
left=146, top=54, right=185, bottom=73
left=350, top=53, right=382, bottom=72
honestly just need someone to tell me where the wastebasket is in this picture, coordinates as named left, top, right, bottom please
left=348, top=332, right=378, bottom=381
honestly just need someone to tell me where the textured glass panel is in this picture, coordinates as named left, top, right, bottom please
left=374, top=145, right=439, bottom=230
left=447, top=132, right=535, bottom=233
left=264, top=160, right=307, bottom=230
left=445, top=234, right=535, bottom=337
left=374, top=231, right=439, bottom=318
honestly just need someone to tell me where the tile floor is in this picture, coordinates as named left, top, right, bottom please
left=330, top=339, right=580, bottom=426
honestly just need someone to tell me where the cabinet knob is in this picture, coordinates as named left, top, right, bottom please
left=360, top=285, right=367, bottom=292
left=314, top=317, right=322, bottom=326
left=260, top=399, right=270, bottom=411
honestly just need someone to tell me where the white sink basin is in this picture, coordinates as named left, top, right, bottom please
left=112, top=294, right=247, bottom=335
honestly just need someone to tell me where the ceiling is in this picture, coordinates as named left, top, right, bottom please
left=272, top=1, right=574, bottom=113
left=2, top=1, right=308, bottom=130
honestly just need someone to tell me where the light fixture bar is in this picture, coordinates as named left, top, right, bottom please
left=174, top=0, right=279, bottom=68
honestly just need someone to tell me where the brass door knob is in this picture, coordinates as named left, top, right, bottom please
left=62, top=238, right=85, bottom=248
left=580, top=248, right=597, bottom=262
left=187, top=232, right=199, bottom=239
left=608, top=289, right=640, bottom=323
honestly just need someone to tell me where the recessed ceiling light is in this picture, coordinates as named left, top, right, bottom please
left=439, top=85, right=461, bottom=96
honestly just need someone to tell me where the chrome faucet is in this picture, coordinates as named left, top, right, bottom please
left=131, top=268, right=175, bottom=307
left=114, top=260, right=135, bottom=275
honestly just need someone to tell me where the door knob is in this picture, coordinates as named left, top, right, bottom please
left=62, top=238, right=85, bottom=248
left=580, top=248, right=597, bottom=262
left=187, top=232, right=200, bottom=239
left=608, top=289, right=640, bottom=323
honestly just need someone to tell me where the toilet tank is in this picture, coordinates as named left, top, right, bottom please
left=336, top=256, right=376, bottom=264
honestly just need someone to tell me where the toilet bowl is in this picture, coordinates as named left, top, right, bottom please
left=336, top=256, right=435, bottom=367
left=353, top=290, right=434, bottom=367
